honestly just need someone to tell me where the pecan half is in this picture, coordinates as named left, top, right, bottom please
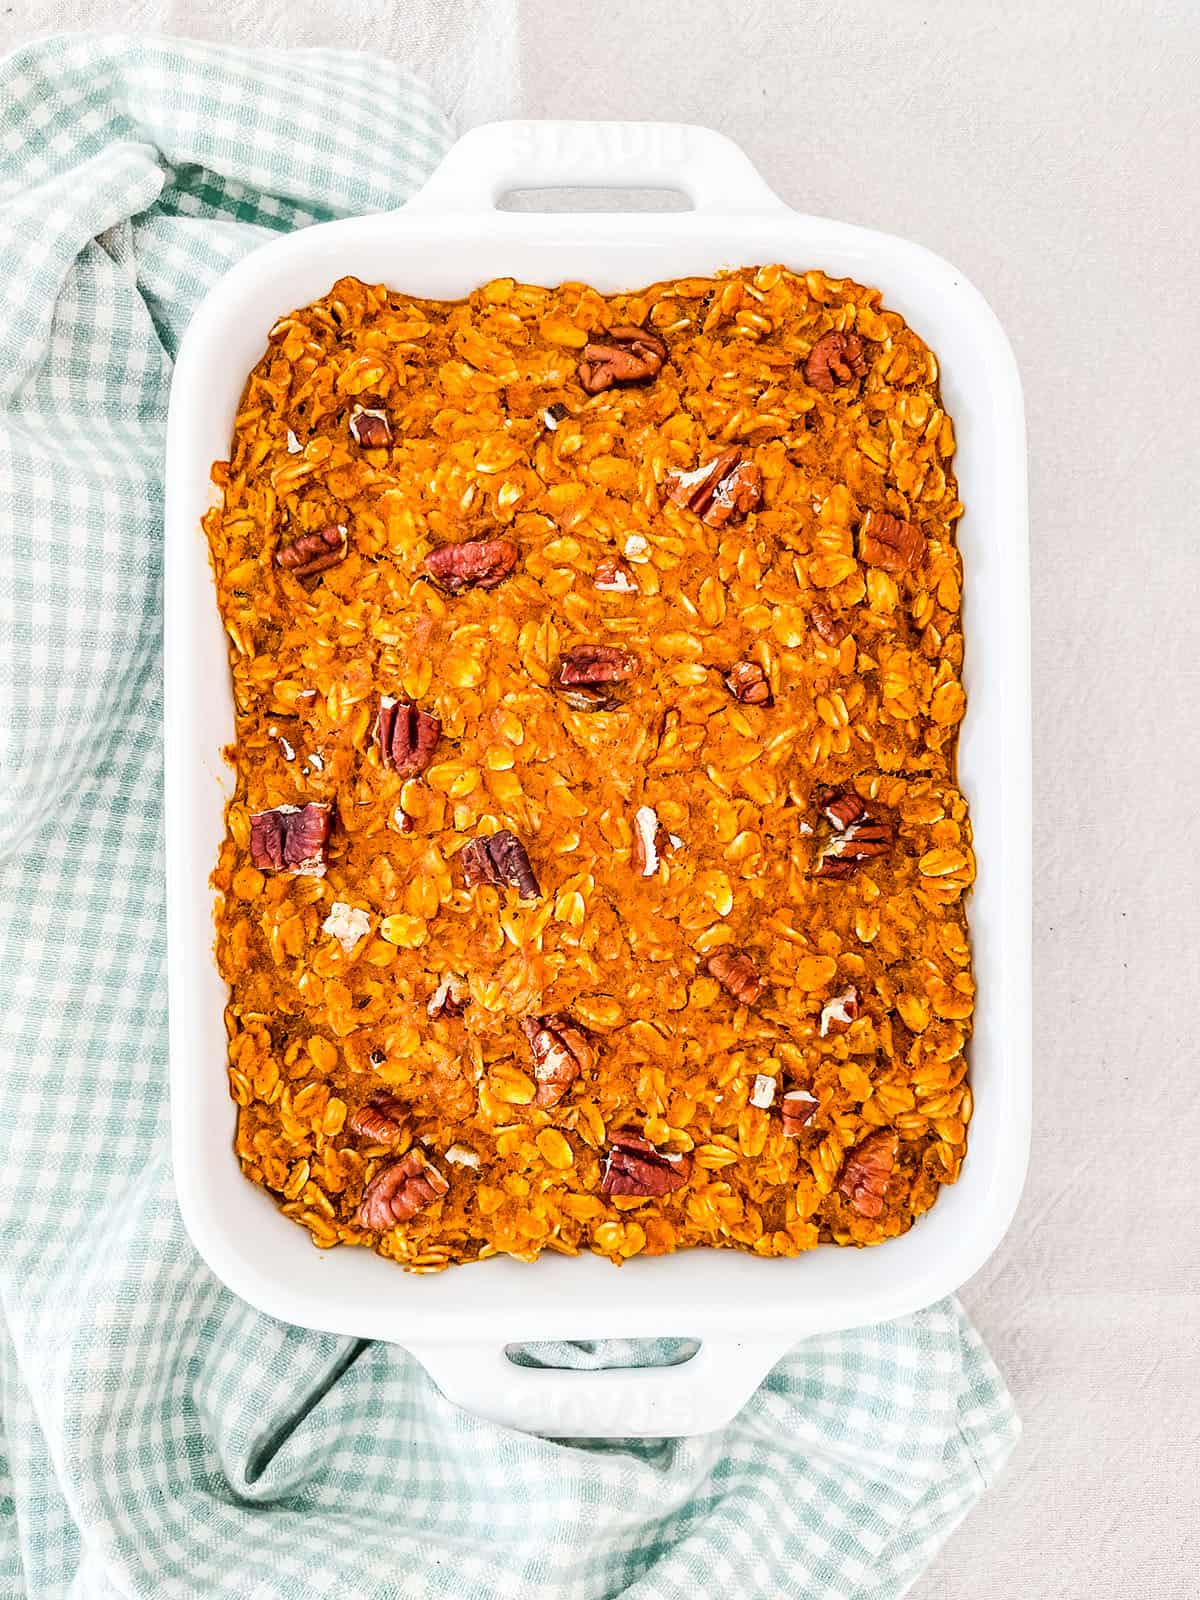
left=810, top=602, right=849, bottom=646
left=348, top=1091, right=407, bottom=1146
left=706, top=948, right=764, bottom=1006
left=838, top=1129, right=898, bottom=1218
left=725, top=659, right=772, bottom=706
left=376, top=697, right=441, bottom=778
left=357, top=1150, right=449, bottom=1229
left=520, top=1013, right=594, bottom=1108
left=858, top=510, right=925, bottom=577
left=423, top=537, right=518, bottom=593
left=275, top=524, right=347, bottom=578
left=819, top=987, right=860, bottom=1037
left=804, top=330, right=868, bottom=392
left=577, top=325, right=668, bottom=394
left=349, top=406, right=392, bottom=448
left=249, top=802, right=331, bottom=875
left=557, top=644, right=639, bottom=684
left=781, top=1088, right=818, bottom=1137
left=813, top=787, right=893, bottom=880
left=600, top=1130, right=691, bottom=1198
left=593, top=555, right=639, bottom=594
left=460, top=830, right=541, bottom=899
left=427, top=973, right=470, bottom=1020
left=553, top=643, right=640, bottom=711
left=665, top=448, right=762, bottom=528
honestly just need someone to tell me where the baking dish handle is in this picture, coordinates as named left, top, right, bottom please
left=404, top=1336, right=795, bottom=1438
left=403, top=120, right=785, bottom=216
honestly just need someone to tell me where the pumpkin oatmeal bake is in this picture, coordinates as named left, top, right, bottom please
left=203, top=264, right=975, bottom=1271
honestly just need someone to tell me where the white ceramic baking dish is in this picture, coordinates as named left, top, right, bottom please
left=164, top=120, right=1030, bottom=1438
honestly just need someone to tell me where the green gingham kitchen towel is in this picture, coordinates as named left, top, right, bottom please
left=0, top=33, right=1019, bottom=1600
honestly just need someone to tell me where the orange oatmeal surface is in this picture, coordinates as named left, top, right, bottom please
left=204, top=265, right=974, bottom=1271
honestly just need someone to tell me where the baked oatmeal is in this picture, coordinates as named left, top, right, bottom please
left=204, top=265, right=974, bottom=1270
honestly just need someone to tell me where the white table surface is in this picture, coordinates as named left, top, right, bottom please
left=4, top=2, right=1198, bottom=1595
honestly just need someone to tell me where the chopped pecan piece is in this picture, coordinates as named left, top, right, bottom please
left=542, top=401, right=569, bottom=430
left=810, top=602, right=848, bottom=646
left=804, top=330, right=868, bottom=392
left=813, top=787, right=893, bottom=880
left=631, top=804, right=682, bottom=876
left=725, top=659, right=772, bottom=705
left=858, top=510, right=925, bottom=577
left=444, top=1144, right=481, bottom=1169
left=423, top=537, right=518, bottom=593
left=460, top=830, right=541, bottom=899
left=553, top=643, right=640, bottom=710
left=520, top=1013, right=594, bottom=1108
left=577, top=324, right=668, bottom=394
left=600, top=1130, right=691, bottom=1198
left=375, top=697, right=441, bottom=778
left=322, top=901, right=370, bottom=953
left=821, top=788, right=868, bottom=830
left=348, top=1091, right=407, bottom=1146
left=357, top=1150, right=449, bottom=1229
left=632, top=805, right=661, bottom=876
left=665, top=448, right=762, bottom=528
left=819, top=987, right=860, bottom=1037
left=781, top=1088, right=818, bottom=1137
left=427, top=973, right=470, bottom=1020
left=704, top=459, right=763, bottom=528
left=706, top=948, right=764, bottom=1006
left=275, top=524, right=347, bottom=578
left=814, top=826, right=894, bottom=879
left=838, top=1129, right=898, bottom=1219
left=749, top=1073, right=777, bottom=1109
left=593, top=555, right=639, bottom=594
left=665, top=448, right=737, bottom=513
left=349, top=406, right=392, bottom=448
left=249, top=802, right=331, bottom=875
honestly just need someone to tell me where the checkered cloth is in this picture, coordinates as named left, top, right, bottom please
left=0, top=33, right=1019, bottom=1600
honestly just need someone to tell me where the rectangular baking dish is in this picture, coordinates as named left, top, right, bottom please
left=164, top=120, right=1030, bottom=1438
